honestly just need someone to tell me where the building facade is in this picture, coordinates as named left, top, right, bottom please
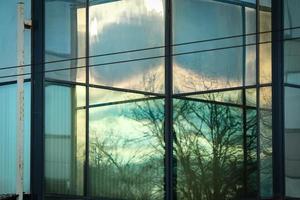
left=0, top=0, right=299, bottom=199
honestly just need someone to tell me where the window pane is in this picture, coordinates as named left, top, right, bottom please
left=185, top=89, right=243, bottom=105
left=259, top=11, right=272, bottom=84
left=174, top=98, right=247, bottom=199
left=259, top=87, right=273, bottom=197
left=245, top=7, right=257, bottom=86
left=45, top=84, right=86, bottom=195
left=89, top=95, right=164, bottom=199
left=89, top=0, right=165, bottom=93
left=246, top=88, right=257, bottom=107
left=0, top=0, right=31, bottom=82
left=0, top=0, right=31, bottom=194
left=246, top=108, right=258, bottom=196
left=0, top=83, right=31, bottom=194
left=260, top=0, right=271, bottom=8
left=284, top=0, right=300, bottom=85
left=285, top=87, right=300, bottom=198
left=173, top=0, right=244, bottom=93
left=45, top=0, right=86, bottom=83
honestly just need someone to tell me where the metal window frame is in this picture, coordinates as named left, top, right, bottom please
left=271, top=0, right=285, bottom=198
left=31, top=0, right=45, bottom=200
left=28, top=0, right=281, bottom=199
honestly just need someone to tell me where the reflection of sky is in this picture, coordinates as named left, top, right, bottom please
left=88, top=0, right=257, bottom=92
left=89, top=0, right=165, bottom=90
left=89, top=100, right=163, bottom=164
left=173, top=0, right=244, bottom=84
left=0, top=0, right=31, bottom=81
left=44, top=0, right=260, bottom=92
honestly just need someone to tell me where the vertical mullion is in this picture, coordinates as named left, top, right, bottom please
left=242, top=6, right=249, bottom=197
left=255, top=0, right=261, bottom=199
left=84, top=0, right=90, bottom=196
left=165, top=0, right=174, bottom=200
left=271, top=0, right=285, bottom=198
left=31, top=0, right=45, bottom=199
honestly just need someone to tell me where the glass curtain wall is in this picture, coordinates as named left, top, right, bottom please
left=88, top=1, right=165, bottom=198
left=0, top=0, right=31, bottom=194
left=172, top=0, right=258, bottom=199
left=44, top=0, right=165, bottom=199
left=44, top=0, right=273, bottom=199
left=284, top=0, right=300, bottom=198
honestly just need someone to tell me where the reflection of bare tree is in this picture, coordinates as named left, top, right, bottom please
left=173, top=97, right=244, bottom=200
left=131, top=93, right=256, bottom=200
left=89, top=123, right=164, bottom=200
left=88, top=73, right=258, bottom=200
left=259, top=88, right=273, bottom=196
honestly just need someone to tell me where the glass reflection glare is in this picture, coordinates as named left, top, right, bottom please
left=89, top=0, right=165, bottom=93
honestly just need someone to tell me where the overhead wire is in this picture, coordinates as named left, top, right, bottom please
left=0, top=26, right=299, bottom=72
left=0, top=27, right=299, bottom=80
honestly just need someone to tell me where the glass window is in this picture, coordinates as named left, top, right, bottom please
left=245, top=7, right=257, bottom=86
left=285, top=87, right=300, bottom=198
left=0, top=0, right=31, bottom=83
left=259, top=87, right=273, bottom=197
left=246, top=108, right=258, bottom=196
left=185, top=89, right=243, bottom=105
left=284, top=1, right=300, bottom=198
left=260, top=0, right=271, bottom=8
left=259, top=11, right=272, bottom=84
left=89, top=0, right=165, bottom=93
left=284, top=0, right=300, bottom=85
left=45, top=0, right=86, bottom=83
left=0, top=0, right=31, bottom=194
left=0, top=83, right=31, bottom=194
left=173, top=0, right=244, bottom=93
left=173, top=98, right=246, bottom=199
left=88, top=94, right=164, bottom=199
left=45, top=84, right=86, bottom=195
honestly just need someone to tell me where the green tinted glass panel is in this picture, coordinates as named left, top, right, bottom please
left=89, top=97, right=164, bottom=199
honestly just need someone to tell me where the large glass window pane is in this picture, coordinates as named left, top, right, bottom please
left=45, top=84, right=86, bottom=195
left=45, top=0, right=86, bottom=83
left=173, top=0, right=244, bottom=93
left=284, top=1, right=300, bottom=198
left=0, top=0, right=31, bottom=83
left=285, top=87, right=300, bottom=198
left=89, top=0, right=165, bottom=93
left=0, top=0, right=31, bottom=194
left=284, top=0, right=300, bottom=85
left=0, top=83, right=31, bottom=194
left=88, top=93, right=164, bottom=199
left=173, top=98, right=246, bottom=199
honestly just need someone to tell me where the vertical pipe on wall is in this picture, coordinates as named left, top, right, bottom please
left=17, top=2, right=25, bottom=200
left=272, top=0, right=285, bottom=198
